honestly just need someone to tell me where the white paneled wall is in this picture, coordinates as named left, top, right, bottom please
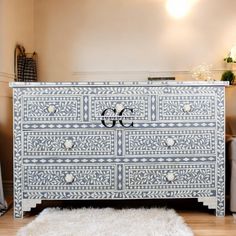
left=34, top=0, right=236, bottom=82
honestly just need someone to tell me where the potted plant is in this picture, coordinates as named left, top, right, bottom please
left=221, top=70, right=235, bottom=85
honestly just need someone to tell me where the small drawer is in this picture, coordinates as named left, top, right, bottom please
left=23, top=95, right=82, bottom=122
left=23, top=130, right=115, bottom=157
left=90, top=95, right=150, bottom=122
left=124, top=163, right=216, bottom=190
left=23, top=165, right=116, bottom=191
left=158, top=95, right=216, bottom=121
left=124, top=128, right=216, bottom=156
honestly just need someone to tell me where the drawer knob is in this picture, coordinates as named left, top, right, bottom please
left=116, top=103, right=124, bottom=113
left=48, top=105, right=56, bottom=113
left=64, top=139, right=74, bottom=149
left=166, top=138, right=175, bottom=147
left=166, top=172, right=175, bottom=182
left=183, top=104, right=191, bottom=112
left=65, top=173, right=74, bottom=183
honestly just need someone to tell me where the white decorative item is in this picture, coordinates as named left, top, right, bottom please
left=10, top=81, right=227, bottom=218
left=166, top=138, right=175, bottom=147
left=65, top=174, right=74, bottom=183
left=230, top=46, right=236, bottom=62
left=183, top=104, right=192, bottom=112
left=192, top=64, right=213, bottom=81
left=116, top=103, right=124, bottom=113
left=225, top=45, right=236, bottom=64
left=166, top=172, right=175, bottom=182
left=48, top=105, right=56, bottom=113
left=64, top=140, right=74, bottom=150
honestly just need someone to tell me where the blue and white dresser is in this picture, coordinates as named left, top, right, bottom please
left=10, top=81, right=228, bottom=218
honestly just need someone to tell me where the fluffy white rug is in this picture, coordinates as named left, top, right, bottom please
left=17, top=208, right=193, bottom=236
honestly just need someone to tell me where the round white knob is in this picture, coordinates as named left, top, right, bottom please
left=64, top=139, right=74, bottom=149
left=48, top=105, right=56, bottom=113
left=166, top=172, right=175, bottom=182
left=166, top=138, right=175, bottom=147
left=65, top=173, right=74, bottom=183
left=183, top=104, right=191, bottom=112
left=116, top=103, right=124, bottom=113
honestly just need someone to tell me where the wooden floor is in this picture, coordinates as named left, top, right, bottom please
left=0, top=200, right=236, bottom=236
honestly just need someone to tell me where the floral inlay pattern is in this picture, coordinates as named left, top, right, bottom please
left=10, top=83, right=226, bottom=218
left=126, top=164, right=215, bottom=190
left=91, top=95, right=149, bottom=121
left=125, top=129, right=215, bottom=156
left=24, top=165, right=115, bottom=190
left=23, top=131, right=115, bottom=156
left=158, top=95, right=215, bottom=120
left=23, top=96, right=81, bottom=122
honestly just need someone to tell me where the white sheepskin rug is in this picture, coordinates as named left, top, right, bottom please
left=17, top=207, right=193, bottom=236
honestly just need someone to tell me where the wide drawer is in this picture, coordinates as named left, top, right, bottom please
left=124, top=163, right=216, bottom=190
left=23, top=164, right=116, bottom=191
left=124, top=128, right=216, bottom=156
left=23, top=130, right=115, bottom=157
left=158, top=95, right=216, bottom=121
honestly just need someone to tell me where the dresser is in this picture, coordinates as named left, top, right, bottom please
left=10, top=81, right=228, bottom=218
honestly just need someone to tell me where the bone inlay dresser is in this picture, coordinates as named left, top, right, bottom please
left=10, top=81, right=228, bottom=218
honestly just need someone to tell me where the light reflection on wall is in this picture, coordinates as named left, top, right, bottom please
left=166, top=0, right=197, bottom=19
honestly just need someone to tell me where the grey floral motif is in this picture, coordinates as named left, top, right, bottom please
left=126, top=130, right=215, bottom=155
left=27, top=170, right=112, bottom=187
left=23, top=96, right=81, bottom=122
left=91, top=96, right=149, bottom=121
left=159, top=96, right=216, bottom=121
left=127, top=166, right=214, bottom=188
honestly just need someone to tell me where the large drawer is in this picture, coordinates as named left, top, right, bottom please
left=124, top=128, right=216, bottom=156
left=23, top=164, right=116, bottom=191
left=23, top=130, right=116, bottom=157
left=124, top=163, right=216, bottom=190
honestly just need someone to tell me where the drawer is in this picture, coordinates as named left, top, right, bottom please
left=158, top=95, right=216, bottom=121
left=23, top=164, right=116, bottom=191
left=23, top=130, right=115, bottom=157
left=125, top=128, right=216, bottom=156
left=124, top=163, right=216, bottom=190
left=23, top=95, right=82, bottom=122
left=90, top=95, right=150, bottom=122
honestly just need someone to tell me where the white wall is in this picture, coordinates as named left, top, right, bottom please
left=0, top=0, right=34, bottom=187
left=34, top=0, right=236, bottom=82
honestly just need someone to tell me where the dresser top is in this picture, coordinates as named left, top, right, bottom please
left=9, top=80, right=229, bottom=88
